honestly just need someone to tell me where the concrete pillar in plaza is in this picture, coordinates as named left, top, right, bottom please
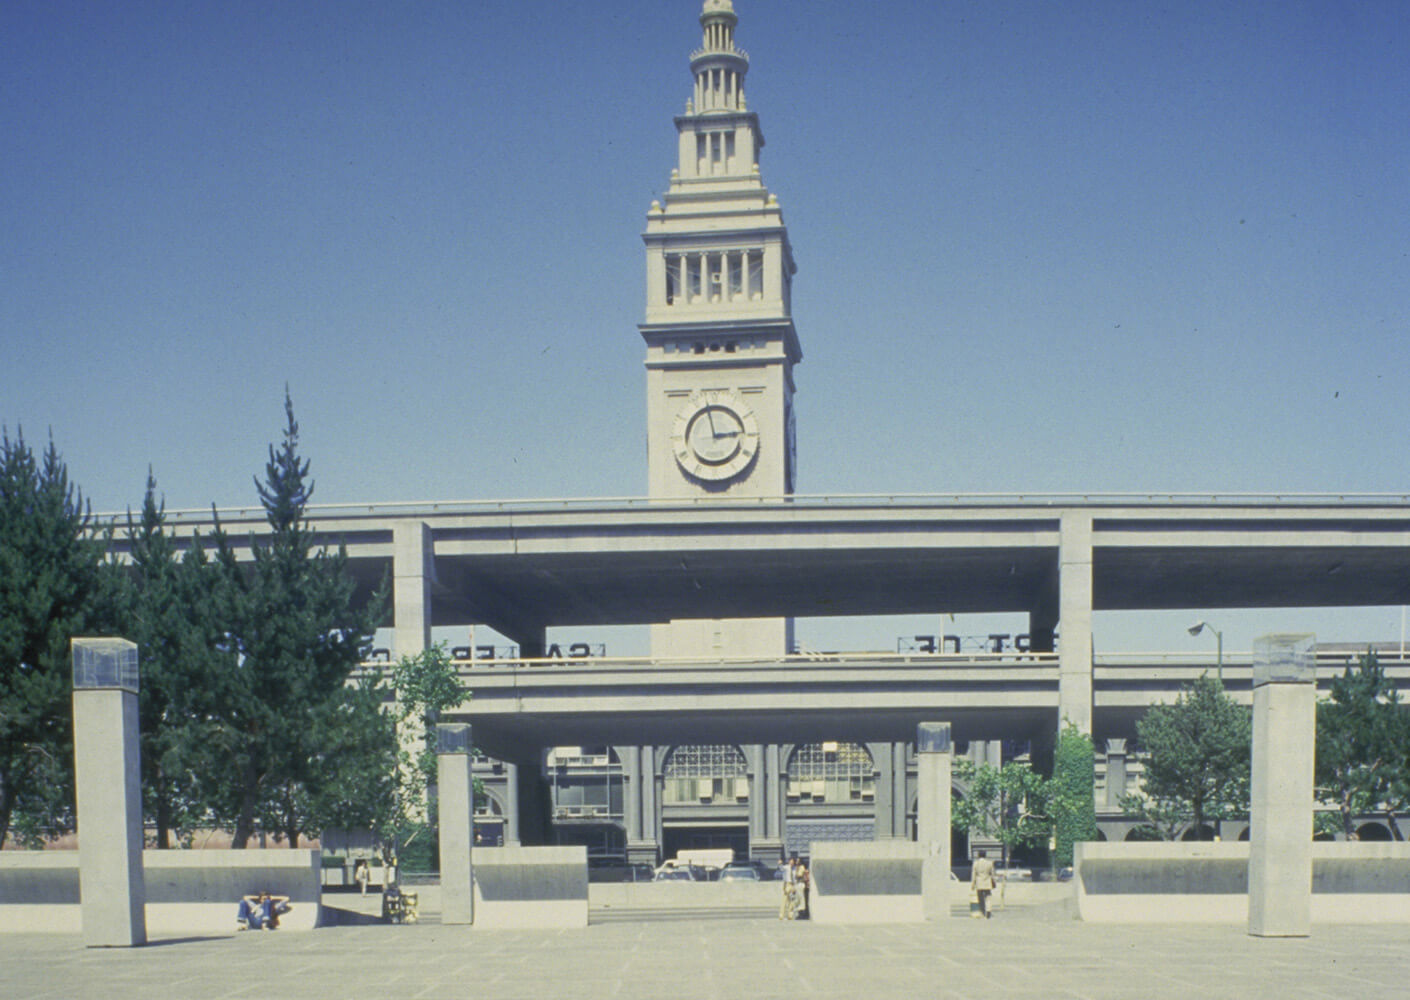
left=71, top=638, right=146, bottom=948
left=436, top=724, right=475, bottom=925
left=1057, top=512, right=1094, bottom=733
left=916, top=723, right=953, bottom=921
left=1248, top=633, right=1317, bottom=938
left=392, top=521, right=434, bottom=658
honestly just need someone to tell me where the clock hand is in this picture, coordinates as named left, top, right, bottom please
left=706, top=407, right=718, bottom=437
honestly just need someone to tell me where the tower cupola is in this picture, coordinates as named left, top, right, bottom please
left=690, top=0, right=749, bottom=114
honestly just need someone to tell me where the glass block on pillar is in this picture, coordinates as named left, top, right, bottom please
left=1252, top=633, right=1316, bottom=686
left=436, top=723, right=473, bottom=755
left=71, top=637, right=139, bottom=693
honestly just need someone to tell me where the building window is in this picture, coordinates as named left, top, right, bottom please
left=665, top=255, right=680, bottom=305
left=663, top=744, right=748, bottom=804
left=787, top=742, right=875, bottom=802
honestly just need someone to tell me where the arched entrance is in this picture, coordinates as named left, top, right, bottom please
left=661, top=744, right=750, bottom=861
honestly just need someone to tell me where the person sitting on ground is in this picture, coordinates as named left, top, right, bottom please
left=236, top=890, right=290, bottom=931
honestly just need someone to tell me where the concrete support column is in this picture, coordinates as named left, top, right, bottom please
left=1104, top=739, right=1128, bottom=811
left=392, top=521, right=434, bottom=658
left=509, top=628, right=548, bottom=660
left=765, top=743, right=783, bottom=843
left=646, top=745, right=664, bottom=850
left=622, top=746, right=660, bottom=865
left=870, top=741, right=896, bottom=839
left=504, top=763, right=521, bottom=846
left=436, top=724, right=475, bottom=925
left=745, top=744, right=765, bottom=851
left=895, top=742, right=912, bottom=837
left=71, top=638, right=146, bottom=948
left=917, top=723, right=953, bottom=921
left=1058, top=512, right=1094, bottom=733
left=514, top=763, right=551, bottom=845
left=1248, top=634, right=1317, bottom=938
left=618, top=745, right=642, bottom=843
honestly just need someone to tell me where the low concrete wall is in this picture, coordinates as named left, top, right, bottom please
left=590, top=880, right=779, bottom=910
left=808, top=840, right=925, bottom=924
left=0, top=850, right=322, bottom=935
left=471, top=846, right=588, bottom=929
left=1075, top=841, right=1410, bottom=923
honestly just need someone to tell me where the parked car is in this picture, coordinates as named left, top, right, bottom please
left=993, top=866, right=1032, bottom=882
left=653, top=866, right=698, bottom=882
left=718, top=863, right=760, bottom=882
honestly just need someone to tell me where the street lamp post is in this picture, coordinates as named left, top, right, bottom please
left=1187, top=620, right=1224, bottom=683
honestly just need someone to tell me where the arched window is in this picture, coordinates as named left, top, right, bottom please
left=663, top=745, right=748, bottom=804
left=786, top=742, right=875, bottom=802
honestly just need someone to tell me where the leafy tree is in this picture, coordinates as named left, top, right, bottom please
left=952, top=758, right=1051, bottom=868
left=1127, top=673, right=1251, bottom=839
left=208, top=394, right=384, bottom=847
left=0, top=430, right=109, bottom=847
left=1317, top=650, right=1409, bottom=840
left=1051, top=723, right=1099, bottom=867
left=381, top=643, right=466, bottom=869
left=115, top=471, right=236, bottom=847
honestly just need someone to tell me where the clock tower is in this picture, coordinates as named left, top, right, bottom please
left=643, top=1, right=801, bottom=656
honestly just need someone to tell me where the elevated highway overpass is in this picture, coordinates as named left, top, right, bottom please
left=119, top=492, right=1410, bottom=735
left=391, top=648, right=1410, bottom=761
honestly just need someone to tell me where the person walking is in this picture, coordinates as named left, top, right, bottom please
left=354, top=859, right=369, bottom=896
left=970, top=850, right=995, bottom=919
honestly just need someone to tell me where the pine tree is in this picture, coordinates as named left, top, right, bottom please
left=116, top=471, right=234, bottom=847
left=0, top=430, right=109, bottom=846
left=209, top=393, right=384, bottom=847
left=1317, top=650, right=1409, bottom=839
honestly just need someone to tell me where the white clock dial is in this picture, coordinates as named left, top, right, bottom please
left=671, top=389, right=760, bottom=482
left=686, top=405, right=745, bottom=464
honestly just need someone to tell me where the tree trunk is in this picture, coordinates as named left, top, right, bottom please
left=155, top=779, right=171, bottom=849
left=233, top=760, right=260, bottom=849
left=0, top=769, right=11, bottom=849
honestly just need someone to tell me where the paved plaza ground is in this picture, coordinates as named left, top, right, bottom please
left=4, top=889, right=1408, bottom=1000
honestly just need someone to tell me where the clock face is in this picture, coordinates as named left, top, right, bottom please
left=671, top=389, right=760, bottom=482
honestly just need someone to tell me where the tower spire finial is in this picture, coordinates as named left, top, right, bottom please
left=690, top=0, right=748, bottom=114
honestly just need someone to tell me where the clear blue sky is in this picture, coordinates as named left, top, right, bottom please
left=3, top=1, right=1407, bottom=654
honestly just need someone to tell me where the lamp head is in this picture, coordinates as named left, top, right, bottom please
left=1188, top=621, right=1208, bottom=637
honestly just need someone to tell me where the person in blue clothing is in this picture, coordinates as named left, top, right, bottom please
left=237, top=891, right=290, bottom=930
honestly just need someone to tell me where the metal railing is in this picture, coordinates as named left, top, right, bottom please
left=94, top=490, right=1410, bottom=525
